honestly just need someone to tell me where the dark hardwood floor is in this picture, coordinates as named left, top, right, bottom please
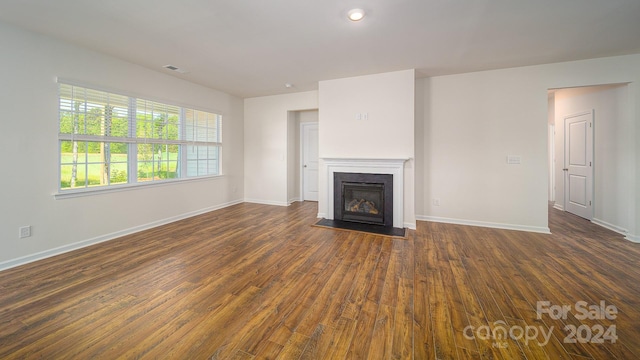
left=0, top=202, right=639, bottom=359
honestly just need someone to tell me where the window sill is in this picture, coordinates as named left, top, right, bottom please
left=54, top=175, right=224, bottom=200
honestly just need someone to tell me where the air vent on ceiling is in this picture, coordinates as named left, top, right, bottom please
left=163, top=65, right=188, bottom=74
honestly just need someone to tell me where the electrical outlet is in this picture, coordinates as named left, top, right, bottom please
left=433, top=198, right=440, bottom=206
left=19, top=226, right=31, bottom=238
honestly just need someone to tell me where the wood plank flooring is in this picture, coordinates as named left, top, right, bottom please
left=0, top=202, right=639, bottom=359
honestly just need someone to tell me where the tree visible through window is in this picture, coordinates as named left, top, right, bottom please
left=58, top=83, right=222, bottom=191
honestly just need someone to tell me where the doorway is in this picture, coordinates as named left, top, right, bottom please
left=286, top=110, right=318, bottom=203
left=548, top=84, right=630, bottom=233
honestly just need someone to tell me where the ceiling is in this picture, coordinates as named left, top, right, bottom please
left=1, top=0, right=639, bottom=98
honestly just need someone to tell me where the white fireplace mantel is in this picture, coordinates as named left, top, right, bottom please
left=322, top=158, right=409, bottom=228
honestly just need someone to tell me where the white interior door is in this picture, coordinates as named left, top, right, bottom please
left=564, top=111, right=593, bottom=220
left=302, top=123, right=319, bottom=201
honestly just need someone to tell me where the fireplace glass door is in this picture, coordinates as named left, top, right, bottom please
left=333, top=172, right=393, bottom=226
left=342, top=182, right=385, bottom=225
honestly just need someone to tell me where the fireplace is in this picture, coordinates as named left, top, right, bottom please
left=334, top=172, right=393, bottom=227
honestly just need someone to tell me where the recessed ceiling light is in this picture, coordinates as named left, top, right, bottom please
left=285, top=83, right=293, bottom=88
left=348, top=8, right=365, bottom=21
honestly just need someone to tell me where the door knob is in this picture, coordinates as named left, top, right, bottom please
left=562, top=168, right=568, bottom=171
left=304, top=165, right=308, bottom=168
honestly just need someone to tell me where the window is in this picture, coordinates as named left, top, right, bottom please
left=58, top=83, right=222, bottom=192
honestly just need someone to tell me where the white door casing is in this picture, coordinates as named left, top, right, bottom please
left=301, top=123, right=319, bottom=201
left=563, top=111, right=593, bottom=220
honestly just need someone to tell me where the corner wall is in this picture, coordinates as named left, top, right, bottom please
left=416, top=54, right=640, bottom=236
left=0, top=21, right=245, bottom=269
left=244, top=91, right=318, bottom=205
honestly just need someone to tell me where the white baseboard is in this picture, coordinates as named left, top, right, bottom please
left=553, top=203, right=564, bottom=211
left=317, top=212, right=327, bottom=219
left=625, top=234, right=640, bottom=243
left=244, top=198, right=289, bottom=207
left=0, top=199, right=244, bottom=272
left=288, top=197, right=301, bottom=205
left=591, top=218, right=628, bottom=236
left=415, top=215, right=551, bottom=234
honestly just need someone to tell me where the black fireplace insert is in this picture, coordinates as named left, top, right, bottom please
left=334, top=172, right=393, bottom=227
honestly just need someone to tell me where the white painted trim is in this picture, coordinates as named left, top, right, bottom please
left=0, top=199, right=244, bottom=272
left=322, top=158, right=409, bottom=228
left=299, top=123, right=305, bottom=201
left=55, top=174, right=225, bottom=199
left=404, top=222, right=417, bottom=230
left=553, top=203, right=564, bottom=211
left=548, top=124, right=555, bottom=202
left=625, top=234, right=640, bottom=243
left=317, top=212, right=326, bottom=219
left=591, top=218, right=628, bottom=236
left=288, top=197, right=301, bottom=205
left=416, top=215, right=551, bottom=234
left=244, top=198, right=289, bottom=207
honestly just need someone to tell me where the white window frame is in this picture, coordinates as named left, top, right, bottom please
left=56, top=81, right=222, bottom=198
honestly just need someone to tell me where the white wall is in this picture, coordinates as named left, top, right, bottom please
left=318, top=70, right=416, bottom=228
left=244, top=92, right=318, bottom=205
left=298, top=110, right=319, bottom=124
left=0, top=21, right=244, bottom=269
left=415, top=54, right=640, bottom=239
left=554, top=85, right=631, bottom=234
left=417, top=72, right=550, bottom=233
